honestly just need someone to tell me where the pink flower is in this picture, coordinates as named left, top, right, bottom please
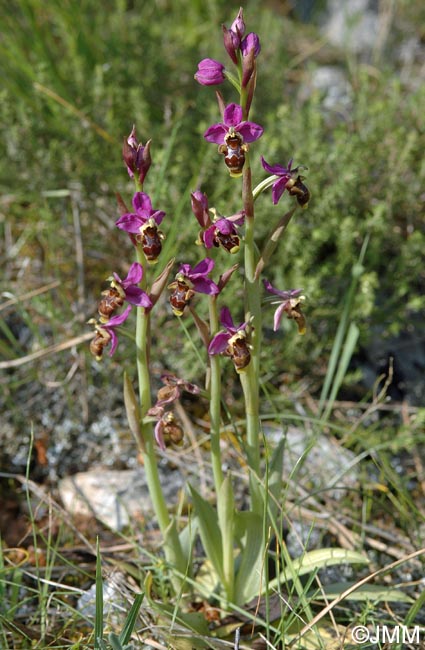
left=202, top=212, right=245, bottom=254
left=111, top=263, right=152, bottom=309
left=116, top=192, right=165, bottom=233
left=263, top=279, right=306, bottom=333
left=208, top=307, right=251, bottom=372
left=89, top=305, right=132, bottom=360
left=204, top=103, right=263, bottom=145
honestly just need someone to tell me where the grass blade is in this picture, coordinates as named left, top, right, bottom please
left=94, top=538, right=103, bottom=650
left=118, top=592, right=144, bottom=646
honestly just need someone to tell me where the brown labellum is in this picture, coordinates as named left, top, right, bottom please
left=214, top=229, right=240, bottom=254
left=168, top=279, right=195, bottom=316
left=137, top=220, right=164, bottom=264
left=218, top=129, right=247, bottom=177
left=89, top=329, right=111, bottom=360
left=162, top=412, right=184, bottom=446
left=226, top=332, right=251, bottom=372
left=286, top=175, right=310, bottom=208
left=98, top=287, right=124, bottom=322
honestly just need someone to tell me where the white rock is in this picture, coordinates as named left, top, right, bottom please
left=59, top=467, right=185, bottom=530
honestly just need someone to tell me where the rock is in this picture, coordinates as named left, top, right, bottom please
left=321, top=0, right=380, bottom=56
left=264, top=424, right=358, bottom=499
left=59, top=467, right=185, bottom=530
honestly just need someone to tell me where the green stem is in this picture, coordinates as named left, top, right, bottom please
left=208, top=295, right=225, bottom=493
left=134, top=246, right=187, bottom=586
left=241, top=158, right=263, bottom=515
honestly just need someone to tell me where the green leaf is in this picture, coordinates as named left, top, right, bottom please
left=217, top=475, right=235, bottom=599
left=108, top=632, right=124, bottom=650
left=291, top=548, right=368, bottom=575
left=189, top=484, right=224, bottom=586
left=308, top=582, right=414, bottom=603
left=179, top=517, right=197, bottom=567
left=118, top=593, right=144, bottom=646
left=234, top=511, right=264, bottom=605
left=267, top=548, right=369, bottom=593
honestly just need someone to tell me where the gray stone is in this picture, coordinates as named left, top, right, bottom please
left=321, top=0, right=380, bottom=55
left=59, top=467, right=185, bottom=530
left=264, top=424, right=358, bottom=499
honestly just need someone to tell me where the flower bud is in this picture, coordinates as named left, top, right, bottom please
left=191, top=190, right=211, bottom=228
left=195, top=58, right=226, bottom=86
left=122, top=126, right=152, bottom=185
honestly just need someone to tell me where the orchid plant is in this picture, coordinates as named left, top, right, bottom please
left=89, top=7, right=310, bottom=612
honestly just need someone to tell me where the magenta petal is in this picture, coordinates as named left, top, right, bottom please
left=108, top=329, right=119, bottom=356
left=208, top=331, right=230, bottom=355
left=230, top=8, right=245, bottom=38
left=215, top=218, right=235, bottom=235
left=203, top=226, right=216, bottom=249
left=223, top=103, right=243, bottom=127
left=151, top=209, right=166, bottom=225
left=124, top=262, right=143, bottom=286
left=125, top=287, right=152, bottom=308
left=238, top=121, right=263, bottom=143
left=273, top=303, right=287, bottom=332
left=241, top=32, right=261, bottom=58
left=263, top=279, right=276, bottom=294
left=116, top=213, right=144, bottom=233
left=204, top=123, right=227, bottom=144
left=154, top=420, right=166, bottom=451
left=192, top=278, right=219, bottom=295
left=220, top=306, right=235, bottom=331
left=191, top=257, right=215, bottom=277
left=272, top=178, right=288, bottom=205
left=227, top=211, right=245, bottom=226
left=195, top=58, right=225, bottom=85
left=178, top=263, right=192, bottom=277
left=132, top=191, right=152, bottom=213
left=106, top=304, right=132, bottom=327
left=261, top=157, right=288, bottom=175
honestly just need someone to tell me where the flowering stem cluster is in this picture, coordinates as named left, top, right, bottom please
left=89, top=7, right=309, bottom=606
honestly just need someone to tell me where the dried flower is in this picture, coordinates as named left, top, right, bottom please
left=147, top=405, right=184, bottom=451
left=155, top=372, right=200, bottom=407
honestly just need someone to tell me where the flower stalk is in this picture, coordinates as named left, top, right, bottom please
left=208, top=294, right=225, bottom=494
left=133, top=219, right=187, bottom=587
left=241, top=157, right=263, bottom=514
